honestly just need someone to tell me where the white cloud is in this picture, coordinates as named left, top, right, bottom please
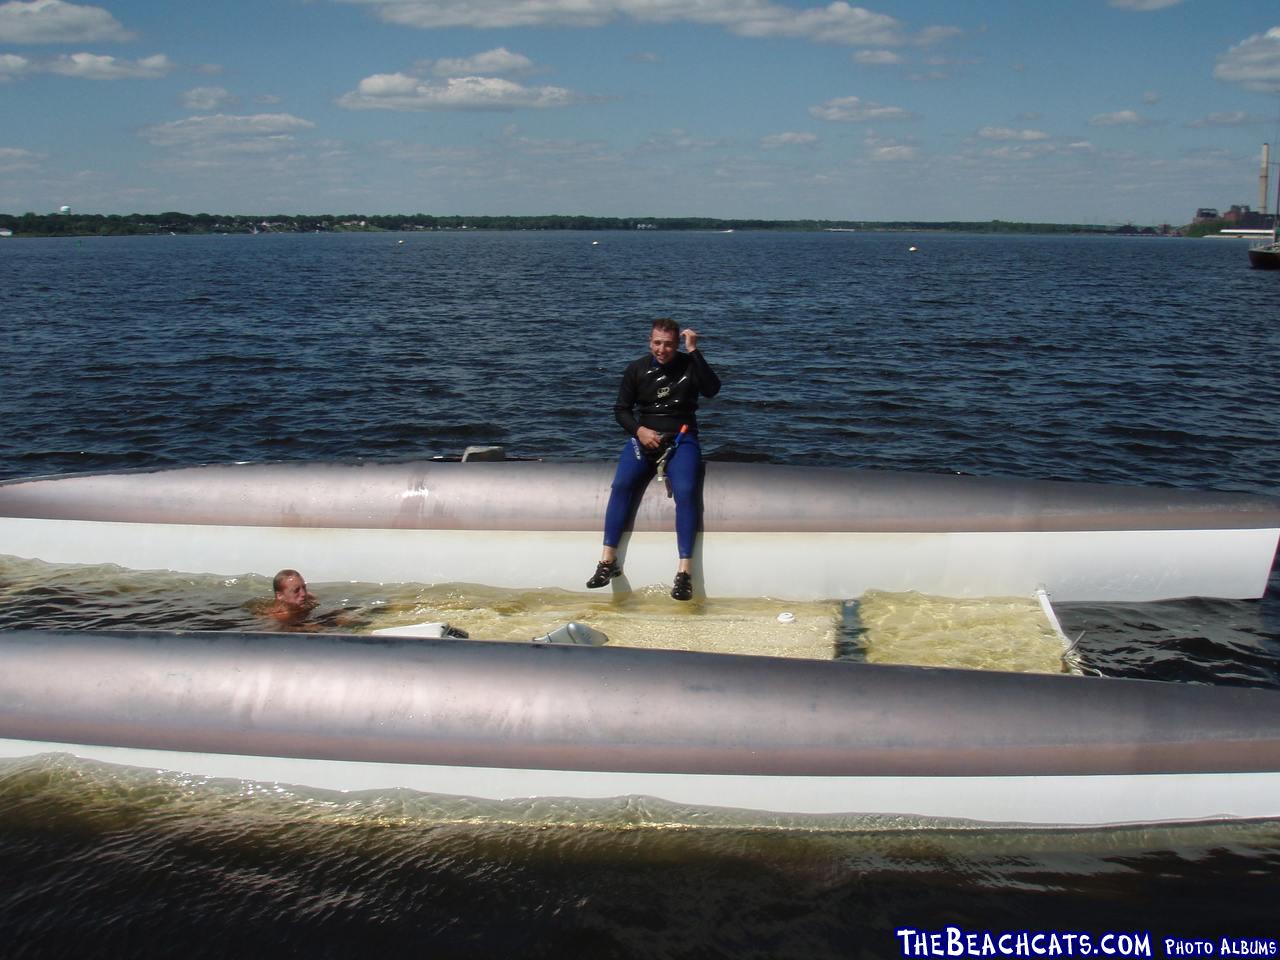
left=337, top=0, right=959, bottom=48
left=853, top=49, right=900, bottom=65
left=727, top=3, right=934, bottom=46
left=0, top=49, right=173, bottom=80
left=956, top=135, right=1098, bottom=167
left=1186, top=111, right=1260, bottom=129
left=375, top=139, right=480, bottom=165
left=0, top=145, right=42, bottom=171
left=499, top=126, right=612, bottom=159
left=182, top=86, right=236, bottom=110
left=638, top=128, right=726, bottom=152
left=761, top=131, right=818, bottom=148
left=45, top=52, right=172, bottom=79
left=809, top=95, right=913, bottom=122
left=915, top=25, right=963, bottom=46
left=0, top=0, right=132, bottom=43
left=978, top=126, right=1049, bottom=141
left=141, top=113, right=316, bottom=152
left=354, top=0, right=609, bottom=29
left=902, top=53, right=979, bottom=83
left=868, top=143, right=916, bottom=161
left=1089, top=109, right=1145, bottom=127
left=979, top=143, right=1054, bottom=161
left=428, top=47, right=533, bottom=77
left=862, top=131, right=917, bottom=162
left=1214, top=27, right=1280, bottom=94
left=338, top=73, right=574, bottom=110
left=1108, top=0, right=1183, bottom=9
left=0, top=52, right=30, bottom=78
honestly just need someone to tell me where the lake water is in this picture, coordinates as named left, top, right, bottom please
left=2, top=231, right=1280, bottom=955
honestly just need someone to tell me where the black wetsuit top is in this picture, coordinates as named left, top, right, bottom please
left=613, top=350, right=721, bottom=436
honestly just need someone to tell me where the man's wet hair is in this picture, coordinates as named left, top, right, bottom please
left=651, top=317, right=679, bottom=337
left=273, top=568, right=302, bottom=593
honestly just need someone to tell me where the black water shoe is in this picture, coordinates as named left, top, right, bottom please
left=586, top=560, right=621, bottom=589
left=671, top=571, right=693, bottom=601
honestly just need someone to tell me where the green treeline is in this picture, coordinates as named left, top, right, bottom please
left=1182, top=219, right=1238, bottom=238
left=0, top=210, right=1165, bottom=238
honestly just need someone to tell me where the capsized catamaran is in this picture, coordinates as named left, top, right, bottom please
left=2, top=457, right=1279, bottom=827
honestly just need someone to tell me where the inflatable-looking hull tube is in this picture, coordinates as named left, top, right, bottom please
left=1, top=461, right=1277, bottom=601
left=2, top=629, right=1280, bottom=827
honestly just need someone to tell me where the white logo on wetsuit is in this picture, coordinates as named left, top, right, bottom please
left=656, top=386, right=671, bottom=399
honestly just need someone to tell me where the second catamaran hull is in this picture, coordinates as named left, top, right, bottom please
left=3, top=629, right=1280, bottom=827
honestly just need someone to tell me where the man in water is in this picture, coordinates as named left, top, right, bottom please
left=266, top=568, right=318, bottom=625
left=586, top=318, right=721, bottom=601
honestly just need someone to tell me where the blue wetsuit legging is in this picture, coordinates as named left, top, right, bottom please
left=603, top=433, right=702, bottom=559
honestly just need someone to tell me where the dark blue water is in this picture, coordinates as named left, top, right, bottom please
left=2, top=231, right=1280, bottom=955
left=5, top=231, right=1277, bottom=487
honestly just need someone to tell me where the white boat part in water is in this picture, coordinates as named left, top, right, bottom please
left=0, top=460, right=1277, bottom=601
left=1, top=629, right=1279, bottom=827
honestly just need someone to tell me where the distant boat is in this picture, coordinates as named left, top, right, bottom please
left=1250, top=238, right=1280, bottom=270
left=1249, top=141, right=1280, bottom=270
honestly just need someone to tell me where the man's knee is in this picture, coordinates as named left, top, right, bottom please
left=611, top=466, right=648, bottom=495
left=670, top=476, right=699, bottom=502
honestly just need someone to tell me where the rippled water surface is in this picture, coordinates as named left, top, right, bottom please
left=5, top=231, right=1278, bottom=486
left=3, top=231, right=1280, bottom=955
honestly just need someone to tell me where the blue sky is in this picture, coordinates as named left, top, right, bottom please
left=1, top=0, right=1278, bottom=223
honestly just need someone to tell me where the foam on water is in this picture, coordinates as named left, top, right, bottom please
left=856, top=589, right=1069, bottom=673
left=0, top=554, right=1071, bottom=670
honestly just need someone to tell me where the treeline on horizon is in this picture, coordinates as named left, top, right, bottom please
left=0, top=210, right=1173, bottom=238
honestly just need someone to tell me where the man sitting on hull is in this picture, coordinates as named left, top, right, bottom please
left=587, top=317, right=722, bottom=601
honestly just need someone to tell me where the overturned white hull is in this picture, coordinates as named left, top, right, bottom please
left=2, top=629, right=1280, bottom=827
left=1, top=460, right=1277, bottom=601
left=3, top=460, right=1279, bottom=826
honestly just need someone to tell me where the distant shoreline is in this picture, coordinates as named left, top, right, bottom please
left=0, top=212, right=1182, bottom=239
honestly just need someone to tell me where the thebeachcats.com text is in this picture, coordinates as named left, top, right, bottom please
left=895, top=927, right=1279, bottom=959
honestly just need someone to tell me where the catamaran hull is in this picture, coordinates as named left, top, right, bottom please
left=1, top=460, right=1277, bottom=601
left=2, top=629, right=1279, bottom=827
